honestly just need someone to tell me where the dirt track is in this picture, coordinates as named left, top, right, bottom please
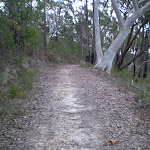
left=0, top=64, right=150, bottom=150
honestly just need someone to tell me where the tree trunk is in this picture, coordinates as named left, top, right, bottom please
left=55, top=16, right=58, bottom=41
left=20, top=1, right=26, bottom=50
left=94, top=0, right=150, bottom=74
left=80, top=12, right=83, bottom=60
left=138, top=27, right=145, bottom=78
left=43, top=0, right=47, bottom=52
left=143, top=30, right=149, bottom=78
left=120, top=44, right=150, bottom=70
left=94, top=0, right=103, bottom=63
left=85, top=0, right=90, bottom=62
left=30, top=0, right=33, bottom=20
left=143, top=52, right=148, bottom=78
left=116, top=22, right=145, bottom=70
left=115, top=42, right=125, bottom=69
left=91, top=0, right=95, bottom=64
left=95, top=27, right=130, bottom=73
left=115, top=24, right=134, bottom=69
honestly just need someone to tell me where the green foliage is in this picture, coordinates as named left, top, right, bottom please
left=49, top=38, right=80, bottom=63
left=20, top=69, right=36, bottom=91
left=8, top=85, right=20, bottom=98
left=140, top=93, right=146, bottom=99
left=13, top=51, right=25, bottom=65
left=0, top=72, right=18, bottom=85
left=0, top=12, right=15, bottom=55
left=24, top=26, right=40, bottom=48
left=0, top=0, right=42, bottom=120
left=147, top=86, right=150, bottom=93
left=80, top=62, right=93, bottom=68
left=0, top=68, right=37, bottom=119
left=111, top=67, right=150, bottom=101
left=4, top=69, right=36, bottom=99
left=0, top=0, right=44, bottom=65
left=111, top=68, right=134, bottom=81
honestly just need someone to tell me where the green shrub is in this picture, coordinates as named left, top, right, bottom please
left=80, top=62, right=93, bottom=68
left=12, top=52, right=25, bottom=65
left=49, top=38, right=80, bottom=63
left=111, top=66, right=150, bottom=101
left=0, top=68, right=37, bottom=119
left=111, top=68, right=134, bottom=81
left=20, top=69, right=36, bottom=90
left=8, top=85, right=20, bottom=98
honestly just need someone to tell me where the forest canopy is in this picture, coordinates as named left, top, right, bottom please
left=0, top=0, right=150, bottom=76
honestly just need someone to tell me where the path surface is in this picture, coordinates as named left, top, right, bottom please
left=1, top=64, right=150, bottom=149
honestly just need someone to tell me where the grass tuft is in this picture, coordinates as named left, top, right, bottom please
left=111, top=67, right=150, bottom=101
left=0, top=68, right=37, bottom=119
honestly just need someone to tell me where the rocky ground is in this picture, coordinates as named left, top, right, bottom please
left=0, top=64, right=150, bottom=150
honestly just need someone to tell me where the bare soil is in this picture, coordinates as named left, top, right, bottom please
left=0, top=64, right=150, bottom=150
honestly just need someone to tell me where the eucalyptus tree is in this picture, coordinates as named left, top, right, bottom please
left=46, top=0, right=75, bottom=43
left=43, top=0, right=47, bottom=51
left=114, top=0, right=150, bottom=70
left=46, top=0, right=62, bottom=43
left=91, top=0, right=95, bottom=64
left=94, top=0, right=150, bottom=73
left=114, top=5, right=150, bottom=78
left=94, top=0, right=103, bottom=62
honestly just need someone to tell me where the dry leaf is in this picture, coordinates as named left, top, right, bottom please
left=140, top=110, right=149, bottom=115
left=108, top=140, right=120, bottom=146
left=102, top=140, right=120, bottom=146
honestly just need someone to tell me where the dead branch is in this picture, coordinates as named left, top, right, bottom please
left=136, top=60, right=150, bottom=73
left=120, top=45, right=150, bottom=70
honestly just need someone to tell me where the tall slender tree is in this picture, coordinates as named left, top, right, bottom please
left=143, top=29, right=149, bottom=78
left=94, top=0, right=103, bottom=63
left=91, top=0, right=95, bottom=64
left=43, top=0, right=47, bottom=51
left=85, top=0, right=90, bottom=61
left=80, top=11, right=84, bottom=59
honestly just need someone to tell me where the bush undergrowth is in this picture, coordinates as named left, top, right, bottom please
left=80, top=62, right=94, bottom=68
left=48, top=38, right=80, bottom=63
left=111, top=67, right=150, bottom=101
left=0, top=67, right=37, bottom=119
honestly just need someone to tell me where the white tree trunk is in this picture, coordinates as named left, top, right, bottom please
left=46, top=1, right=63, bottom=43
left=94, top=0, right=103, bottom=62
left=94, top=0, right=150, bottom=74
left=95, top=27, right=130, bottom=73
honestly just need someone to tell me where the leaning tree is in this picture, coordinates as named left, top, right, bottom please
left=94, top=0, right=150, bottom=73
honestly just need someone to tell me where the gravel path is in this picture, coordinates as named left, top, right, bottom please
left=0, top=64, right=150, bottom=150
